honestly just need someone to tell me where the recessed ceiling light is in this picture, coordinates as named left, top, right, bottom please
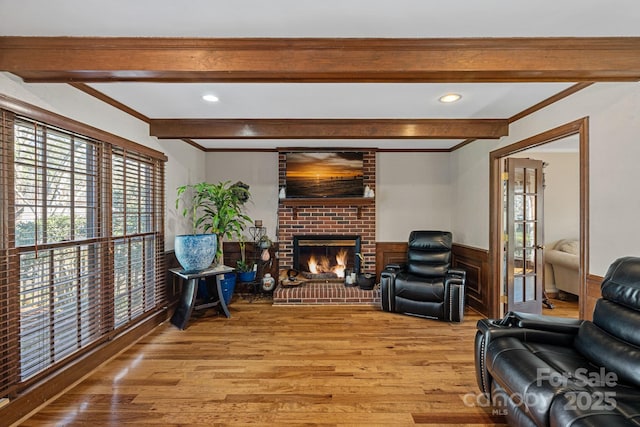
left=439, top=93, right=462, bottom=103
left=202, top=94, right=219, bottom=102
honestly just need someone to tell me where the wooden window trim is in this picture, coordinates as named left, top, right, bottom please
left=0, top=94, right=167, bottom=162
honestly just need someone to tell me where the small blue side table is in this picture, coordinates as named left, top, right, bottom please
left=170, top=264, right=234, bottom=330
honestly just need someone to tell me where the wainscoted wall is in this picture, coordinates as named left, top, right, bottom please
left=374, top=242, right=490, bottom=316
left=451, top=244, right=489, bottom=315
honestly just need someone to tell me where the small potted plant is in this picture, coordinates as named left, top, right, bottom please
left=236, top=238, right=256, bottom=282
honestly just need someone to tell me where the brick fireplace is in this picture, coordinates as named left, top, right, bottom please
left=293, top=234, right=361, bottom=279
left=277, top=151, right=376, bottom=276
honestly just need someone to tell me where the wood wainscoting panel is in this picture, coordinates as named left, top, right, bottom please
left=375, top=242, right=490, bottom=316
left=164, top=250, right=181, bottom=303
left=584, top=274, right=603, bottom=321
left=452, top=244, right=489, bottom=316
left=375, top=242, right=407, bottom=279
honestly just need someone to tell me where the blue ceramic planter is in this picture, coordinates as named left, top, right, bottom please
left=174, top=234, right=217, bottom=272
left=237, top=270, right=257, bottom=282
left=219, top=273, right=236, bottom=305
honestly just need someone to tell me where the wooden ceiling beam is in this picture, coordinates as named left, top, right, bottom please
left=2, top=37, right=640, bottom=82
left=149, top=118, right=508, bottom=139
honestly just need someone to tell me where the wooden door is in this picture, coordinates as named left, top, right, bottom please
left=504, top=158, right=544, bottom=314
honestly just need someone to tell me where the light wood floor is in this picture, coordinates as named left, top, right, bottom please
left=19, top=297, right=577, bottom=426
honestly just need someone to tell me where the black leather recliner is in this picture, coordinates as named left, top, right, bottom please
left=380, top=230, right=466, bottom=322
left=475, top=256, right=640, bottom=427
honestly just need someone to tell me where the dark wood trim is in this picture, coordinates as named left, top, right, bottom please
left=64, top=79, right=589, bottom=150
left=578, top=119, right=591, bottom=320
left=149, top=118, right=508, bottom=140
left=4, top=309, right=169, bottom=426
left=280, top=197, right=375, bottom=207
left=0, top=94, right=167, bottom=161
left=450, top=83, right=593, bottom=152
left=452, top=243, right=490, bottom=316
left=584, top=274, right=603, bottom=321
left=375, top=242, right=408, bottom=280
left=450, top=139, right=477, bottom=151
left=489, top=118, right=589, bottom=319
left=203, top=147, right=455, bottom=153
left=4, top=37, right=640, bottom=82
left=205, top=147, right=277, bottom=152
left=374, top=242, right=491, bottom=316
left=278, top=147, right=376, bottom=152
left=491, top=118, right=587, bottom=157
left=181, top=138, right=207, bottom=151
left=375, top=148, right=452, bottom=153
left=69, top=83, right=151, bottom=123
left=508, top=83, right=594, bottom=123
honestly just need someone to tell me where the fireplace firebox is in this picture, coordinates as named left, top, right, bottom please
left=293, top=235, right=361, bottom=280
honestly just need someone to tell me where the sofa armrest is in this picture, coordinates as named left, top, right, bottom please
left=545, top=249, right=579, bottom=269
left=380, top=266, right=401, bottom=312
left=475, top=315, right=581, bottom=395
left=442, top=268, right=466, bottom=322
left=447, top=268, right=466, bottom=282
left=384, top=263, right=406, bottom=272
left=498, top=311, right=583, bottom=335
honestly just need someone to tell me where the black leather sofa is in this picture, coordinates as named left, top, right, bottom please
left=380, top=230, right=466, bottom=322
left=474, top=256, right=640, bottom=426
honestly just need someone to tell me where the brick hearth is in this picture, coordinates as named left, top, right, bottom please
left=273, top=282, right=381, bottom=306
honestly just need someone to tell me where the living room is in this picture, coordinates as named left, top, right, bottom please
left=2, top=1, right=640, bottom=425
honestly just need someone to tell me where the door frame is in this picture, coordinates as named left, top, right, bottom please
left=488, top=118, right=589, bottom=319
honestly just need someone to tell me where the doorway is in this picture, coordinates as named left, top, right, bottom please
left=489, top=118, right=589, bottom=319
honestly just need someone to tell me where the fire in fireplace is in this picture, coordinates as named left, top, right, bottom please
left=293, top=235, right=361, bottom=280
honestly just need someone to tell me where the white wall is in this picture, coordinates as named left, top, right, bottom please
left=204, top=151, right=280, bottom=242
left=203, top=151, right=455, bottom=243
left=160, top=140, right=207, bottom=249
left=0, top=73, right=207, bottom=250
left=376, top=152, right=453, bottom=241
left=452, top=82, right=640, bottom=275
left=450, top=138, right=501, bottom=248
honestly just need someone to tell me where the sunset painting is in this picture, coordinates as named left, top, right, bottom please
left=285, top=152, right=364, bottom=198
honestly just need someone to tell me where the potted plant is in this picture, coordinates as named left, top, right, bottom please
left=175, top=181, right=252, bottom=304
left=202, top=181, right=253, bottom=265
left=174, top=182, right=220, bottom=272
left=201, top=180, right=253, bottom=304
left=236, top=238, right=257, bottom=282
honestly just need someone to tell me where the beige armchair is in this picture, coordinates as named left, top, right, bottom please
left=545, top=239, right=579, bottom=296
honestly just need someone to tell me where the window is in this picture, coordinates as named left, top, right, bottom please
left=111, top=148, right=162, bottom=328
left=0, top=104, right=166, bottom=397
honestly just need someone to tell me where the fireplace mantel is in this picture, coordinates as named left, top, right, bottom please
left=280, top=197, right=374, bottom=219
left=280, top=197, right=374, bottom=207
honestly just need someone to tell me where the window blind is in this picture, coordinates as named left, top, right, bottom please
left=0, top=109, right=166, bottom=397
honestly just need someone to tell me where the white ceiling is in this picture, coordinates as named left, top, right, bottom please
left=2, top=0, right=640, bottom=150
left=3, top=0, right=640, bottom=38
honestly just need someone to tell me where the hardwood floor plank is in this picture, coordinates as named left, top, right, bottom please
left=16, top=299, right=552, bottom=426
